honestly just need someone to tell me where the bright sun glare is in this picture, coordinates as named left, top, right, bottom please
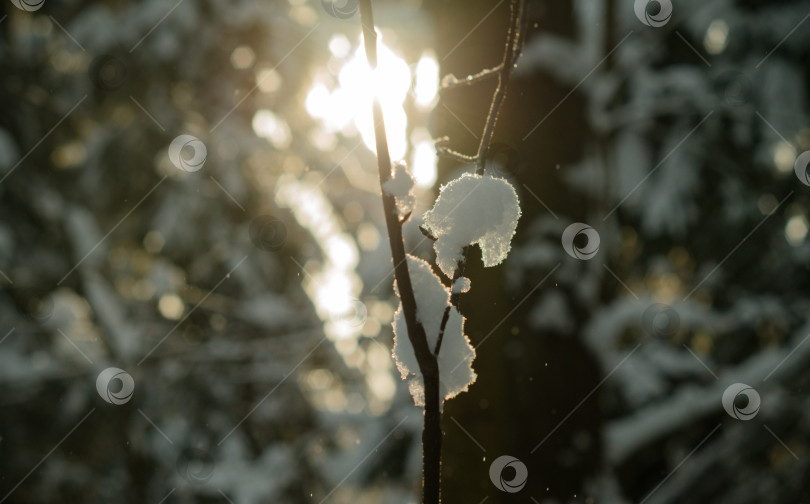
left=269, top=32, right=441, bottom=409
left=305, top=33, right=439, bottom=187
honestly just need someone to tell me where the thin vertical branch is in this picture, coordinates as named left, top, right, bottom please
left=358, top=1, right=442, bottom=503
left=358, top=1, right=526, bottom=501
left=475, top=0, right=525, bottom=175
left=435, top=0, right=525, bottom=170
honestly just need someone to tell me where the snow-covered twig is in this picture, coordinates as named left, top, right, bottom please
left=434, top=0, right=526, bottom=319
left=360, top=2, right=526, bottom=502
left=357, top=2, right=442, bottom=503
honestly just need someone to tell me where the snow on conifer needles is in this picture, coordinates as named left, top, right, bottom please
left=423, top=173, right=521, bottom=278
left=392, top=255, right=476, bottom=406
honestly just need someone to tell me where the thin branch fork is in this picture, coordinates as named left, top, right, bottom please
left=435, top=0, right=526, bottom=175
left=475, top=0, right=525, bottom=175
left=359, top=2, right=526, bottom=502
left=435, top=0, right=525, bottom=319
left=358, top=1, right=442, bottom=503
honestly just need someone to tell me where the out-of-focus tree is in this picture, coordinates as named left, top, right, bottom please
left=435, top=0, right=810, bottom=502
left=0, top=1, right=422, bottom=502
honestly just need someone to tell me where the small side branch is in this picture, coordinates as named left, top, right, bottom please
left=439, top=64, right=503, bottom=92
left=434, top=305, right=452, bottom=356
left=435, top=136, right=478, bottom=163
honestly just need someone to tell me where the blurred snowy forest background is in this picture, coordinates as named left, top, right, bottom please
left=2, top=0, right=810, bottom=503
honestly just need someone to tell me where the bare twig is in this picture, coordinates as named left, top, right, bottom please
left=358, top=2, right=442, bottom=503
left=439, top=0, right=526, bottom=316
left=434, top=0, right=526, bottom=174
left=434, top=305, right=452, bottom=355
left=435, top=137, right=478, bottom=163
left=439, top=64, right=503, bottom=92
left=475, top=0, right=525, bottom=175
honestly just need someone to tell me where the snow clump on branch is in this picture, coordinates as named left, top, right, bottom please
left=391, top=255, right=476, bottom=406
left=382, top=160, right=414, bottom=217
left=422, top=173, right=521, bottom=278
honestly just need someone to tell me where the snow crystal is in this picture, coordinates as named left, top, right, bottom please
left=382, top=161, right=414, bottom=216
left=422, top=173, right=521, bottom=278
left=451, top=276, right=471, bottom=294
left=391, top=255, right=476, bottom=405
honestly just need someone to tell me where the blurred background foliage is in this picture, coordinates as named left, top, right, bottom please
left=1, top=0, right=810, bottom=503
